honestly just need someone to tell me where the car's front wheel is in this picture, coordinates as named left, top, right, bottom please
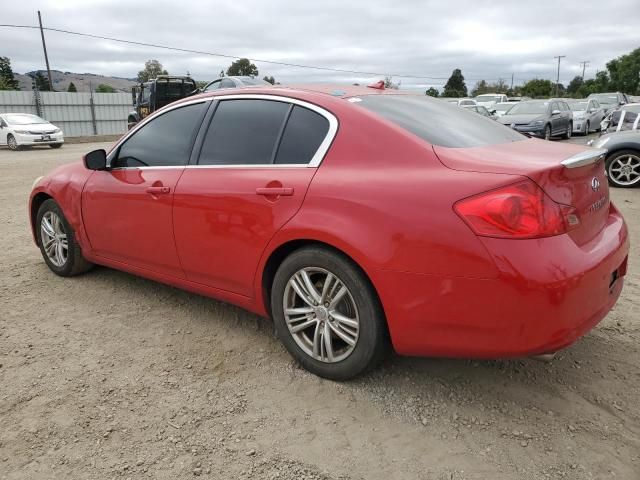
left=543, top=124, right=551, bottom=140
left=584, top=120, right=590, bottom=134
left=562, top=122, right=572, bottom=139
left=271, top=246, right=388, bottom=380
left=36, top=199, right=93, bottom=276
left=605, top=150, right=640, bottom=188
left=7, top=134, right=20, bottom=151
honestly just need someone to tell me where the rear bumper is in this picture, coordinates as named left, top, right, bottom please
left=375, top=206, right=629, bottom=358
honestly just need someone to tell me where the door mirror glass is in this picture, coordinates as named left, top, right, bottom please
left=551, top=109, right=561, bottom=116
left=84, top=149, right=108, bottom=170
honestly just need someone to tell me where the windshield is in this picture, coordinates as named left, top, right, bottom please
left=505, top=102, right=549, bottom=115
left=568, top=101, right=589, bottom=111
left=494, top=103, right=513, bottom=112
left=474, top=95, right=501, bottom=103
left=3, top=114, right=48, bottom=125
left=591, top=94, right=619, bottom=105
left=356, top=95, right=524, bottom=148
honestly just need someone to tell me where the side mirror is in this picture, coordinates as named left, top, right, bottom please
left=83, top=149, right=108, bottom=171
left=620, top=101, right=625, bottom=105
left=551, top=109, right=561, bottom=116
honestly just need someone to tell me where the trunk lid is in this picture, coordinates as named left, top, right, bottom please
left=434, top=138, right=610, bottom=245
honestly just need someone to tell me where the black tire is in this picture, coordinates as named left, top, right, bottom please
left=562, top=122, right=572, bottom=139
left=584, top=121, right=590, bottom=135
left=271, top=246, right=388, bottom=380
left=605, top=150, right=640, bottom=189
left=36, top=199, right=93, bottom=276
left=49, top=143, right=63, bottom=149
left=543, top=124, right=551, bottom=140
left=7, top=134, right=20, bottom=151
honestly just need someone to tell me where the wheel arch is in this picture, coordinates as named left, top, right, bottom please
left=258, top=238, right=387, bottom=329
left=30, top=192, right=54, bottom=246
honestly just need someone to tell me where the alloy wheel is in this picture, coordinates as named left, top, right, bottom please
left=544, top=125, right=551, bottom=140
left=585, top=121, right=590, bottom=134
left=40, top=211, right=68, bottom=267
left=609, top=154, right=640, bottom=186
left=566, top=123, right=572, bottom=139
left=283, top=267, right=360, bottom=363
left=7, top=135, right=18, bottom=150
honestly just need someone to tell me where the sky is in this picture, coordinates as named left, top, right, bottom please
left=2, top=0, right=639, bottom=92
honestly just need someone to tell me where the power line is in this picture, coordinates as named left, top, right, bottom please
left=0, top=23, right=513, bottom=82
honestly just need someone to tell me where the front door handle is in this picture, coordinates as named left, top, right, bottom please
left=146, top=186, right=171, bottom=195
left=256, top=187, right=294, bottom=196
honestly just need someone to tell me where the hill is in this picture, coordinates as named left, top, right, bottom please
left=15, top=70, right=138, bottom=92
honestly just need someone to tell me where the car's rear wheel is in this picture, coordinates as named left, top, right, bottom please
left=7, top=134, right=19, bottom=151
left=543, top=124, right=551, bottom=140
left=605, top=150, right=640, bottom=188
left=271, top=246, right=388, bottom=380
left=36, top=199, right=93, bottom=276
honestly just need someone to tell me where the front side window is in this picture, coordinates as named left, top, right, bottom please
left=114, top=102, right=207, bottom=168
left=199, top=99, right=290, bottom=165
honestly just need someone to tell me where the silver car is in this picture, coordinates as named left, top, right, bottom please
left=202, top=76, right=271, bottom=92
left=567, top=99, right=605, bottom=135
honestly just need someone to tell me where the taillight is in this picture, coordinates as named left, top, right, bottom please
left=454, top=179, right=580, bottom=239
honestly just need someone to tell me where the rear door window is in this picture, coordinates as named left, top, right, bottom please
left=356, top=95, right=523, bottom=148
left=198, top=99, right=290, bottom=165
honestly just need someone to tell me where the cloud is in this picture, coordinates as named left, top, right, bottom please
left=2, top=0, right=639, bottom=91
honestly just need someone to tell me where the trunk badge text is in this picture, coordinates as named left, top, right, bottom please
left=591, top=177, right=601, bottom=191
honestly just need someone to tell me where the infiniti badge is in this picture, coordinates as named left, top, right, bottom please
left=591, top=177, right=600, bottom=192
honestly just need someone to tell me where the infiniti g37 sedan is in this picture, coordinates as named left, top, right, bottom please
left=29, top=86, right=629, bottom=380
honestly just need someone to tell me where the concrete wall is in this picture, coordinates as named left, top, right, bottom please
left=0, top=91, right=130, bottom=137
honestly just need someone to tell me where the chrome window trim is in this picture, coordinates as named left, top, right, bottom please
left=195, top=94, right=338, bottom=168
left=107, top=94, right=338, bottom=170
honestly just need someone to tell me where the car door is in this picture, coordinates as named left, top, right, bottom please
left=82, top=100, right=209, bottom=277
left=549, top=102, right=562, bottom=134
left=173, top=96, right=336, bottom=297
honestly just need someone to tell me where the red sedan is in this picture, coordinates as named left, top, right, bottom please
left=29, top=86, right=629, bottom=380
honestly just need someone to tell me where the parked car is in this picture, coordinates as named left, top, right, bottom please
left=442, top=98, right=477, bottom=107
left=473, top=94, right=508, bottom=108
left=462, top=104, right=495, bottom=118
left=507, top=96, right=531, bottom=102
left=590, top=128, right=640, bottom=188
left=202, top=76, right=272, bottom=92
left=587, top=92, right=628, bottom=114
left=29, top=87, right=629, bottom=380
left=492, top=102, right=516, bottom=118
left=601, top=103, right=640, bottom=133
left=0, top=113, right=64, bottom=150
left=566, top=98, right=605, bottom=134
left=497, top=99, right=573, bottom=140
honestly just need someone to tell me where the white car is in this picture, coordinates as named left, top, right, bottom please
left=442, top=98, right=477, bottom=107
left=473, top=94, right=508, bottom=109
left=566, top=98, right=605, bottom=134
left=0, top=113, right=64, bottom=151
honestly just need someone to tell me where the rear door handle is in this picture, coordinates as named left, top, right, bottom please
left=146, top=186, right=171, bottom=195
left=256, top=187, right=294, bottom=196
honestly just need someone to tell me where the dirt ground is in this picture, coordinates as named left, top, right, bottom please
left=1, top=142, right=638, bottom=480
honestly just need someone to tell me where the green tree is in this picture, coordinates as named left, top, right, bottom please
left=442, top=69, right=467, bottom=97
left=219, top=70, right=225, bottom=78
left=425, top=87, right=439, bottom=97
left=606, top=47, right=640, bottom=95
left=137, top=60, right=168, bottom=82
left=0, top=57, right=20, bottom=90
left=226, top=58, right=258, bottom=77
left=566, top=76, right=584, bottom=97
left=520, top=78, right=554, bottom=98
left=67, top=82, right=77, bottom=92
left=31, top=72, right=51, bottom=91
left=263, top=75, right=275, bottom=85
left=95, top=83, right=116, bottom=93
left=471, top=79, right=489, bottom=96
left=577, top=71, right=610, bottom=97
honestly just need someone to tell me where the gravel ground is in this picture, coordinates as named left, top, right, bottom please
left=1, top=142, right=638, bottom=480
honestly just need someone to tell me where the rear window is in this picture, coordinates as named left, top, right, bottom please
left=356, top=95, right=523, bottom=148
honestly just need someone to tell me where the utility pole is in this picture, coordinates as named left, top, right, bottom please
left=37, top=11, right=54, bottom=91
left=554, top=55, right=565, bottom=97
left=510, top=73, right=514, bottom=92
left=580, top=61, right=589, bottom=80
